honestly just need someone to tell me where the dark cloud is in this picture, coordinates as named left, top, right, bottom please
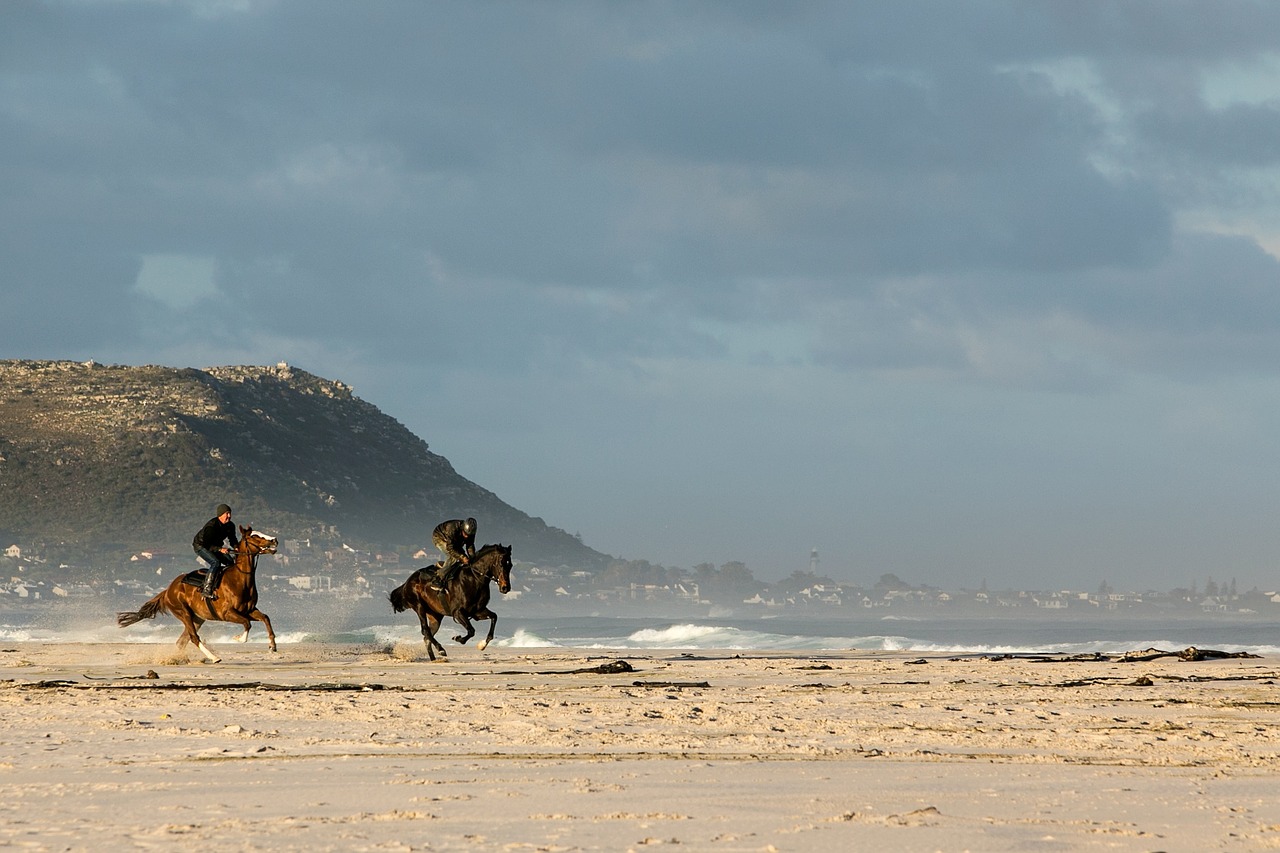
left=4, top=1, right=1280, bottom=587
left=1139, top=102, right=1280, bottom=172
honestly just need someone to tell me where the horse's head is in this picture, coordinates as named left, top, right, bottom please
left=238, top=525, right=279, bottom=556
left=477, top=543, right=513, bottom=594
left=496, top=544, right=512, bottom=594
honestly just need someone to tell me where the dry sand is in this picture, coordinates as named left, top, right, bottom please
left=2, top=641, right=1279, bottom=851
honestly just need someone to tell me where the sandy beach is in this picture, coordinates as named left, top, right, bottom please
left=2, top=641, right=1279, bottom=852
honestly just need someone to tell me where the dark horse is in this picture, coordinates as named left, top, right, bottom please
left=117, top=526, right=279, bottom=663
left=388, top=543, right=513, bottom=661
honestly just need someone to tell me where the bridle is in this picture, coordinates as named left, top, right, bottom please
left=466, top=547, right=508, bottom=579
left=229, top=535, right=277, bottom=575
left=465, top=550, right=495, bottom=581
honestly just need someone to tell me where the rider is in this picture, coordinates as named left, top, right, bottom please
left=192, top=503, right=238, bottom=600
left=429, top=517, right=477, bottom=592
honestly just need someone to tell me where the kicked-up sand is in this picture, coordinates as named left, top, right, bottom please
left=2, top=641, right=1279, bottom=851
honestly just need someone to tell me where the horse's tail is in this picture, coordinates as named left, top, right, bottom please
left=117, top=594, right=164, bottom=628
left=389, top=581, right=409, bottom=613
left=390, top=567, right=434, bottom=612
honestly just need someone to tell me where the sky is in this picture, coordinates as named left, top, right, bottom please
left=5, top=1, right=1280, bottom=591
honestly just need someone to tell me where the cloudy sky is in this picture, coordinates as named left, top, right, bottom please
left=5, top=1, right=1280, bottom=590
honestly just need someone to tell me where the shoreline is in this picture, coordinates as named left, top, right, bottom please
left=4, top=643, right=1280, bottom=850
left=7, top=602, right=1280, bottom=660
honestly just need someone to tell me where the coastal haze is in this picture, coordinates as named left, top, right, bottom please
left=5, top=4, right=1280, bottom=591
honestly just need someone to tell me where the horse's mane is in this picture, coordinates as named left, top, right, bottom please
left=473, top=543, right=508, bottom=559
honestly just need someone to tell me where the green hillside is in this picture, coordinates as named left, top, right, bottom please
left=0, top=360, right=607, bottom=569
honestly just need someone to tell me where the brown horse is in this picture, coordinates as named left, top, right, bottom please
left=388, top=543, right=513, bottom=661
left=117, top=526, right=279, bottom=663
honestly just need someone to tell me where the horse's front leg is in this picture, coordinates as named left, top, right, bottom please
left=227, top=612, right=254, bottom=645
left=249, top=608, right=277, bottom=652
left=475, top=608, right=498, bottom=651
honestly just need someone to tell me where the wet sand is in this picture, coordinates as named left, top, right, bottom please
left=2, top=641, right=1279, bottom=851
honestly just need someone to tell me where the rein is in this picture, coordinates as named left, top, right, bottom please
left=465, top=553, right=494, bottom=582
left=227, top=543, right=270, bottom=578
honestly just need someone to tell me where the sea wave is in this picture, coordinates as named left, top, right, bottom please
left=5, top=611, right=1280, bottom=657
left=499, top=628, right=563, bottom=648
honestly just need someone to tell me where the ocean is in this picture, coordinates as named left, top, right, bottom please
left=4, top=594, right=1280, bottom=656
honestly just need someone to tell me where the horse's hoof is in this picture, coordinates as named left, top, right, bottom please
left=477, top=640, right=489, bottom=651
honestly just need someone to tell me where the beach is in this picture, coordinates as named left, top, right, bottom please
left=2, top=641, right=1279, bottom=851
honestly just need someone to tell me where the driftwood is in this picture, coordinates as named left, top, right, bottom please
left=495, top=659, right=638, bottom=676
left=1118, top=647, right=1260, bottom=662
left=980, top=646, right=1260, bottom=664
left=14, top=680, right=385, bottom=691
left=1037, top=670, right=1280, bottom=688
left=977, top=653, right=1106, bottom=663
left=567, top=660, right=636, bottom=674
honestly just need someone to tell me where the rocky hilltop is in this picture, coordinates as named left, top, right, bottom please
left=0, top=359, right=608, bottom=569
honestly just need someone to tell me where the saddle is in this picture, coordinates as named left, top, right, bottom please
left=180, top=567, right=213, bottom=588
left=413, top=562, right=445, bottom=583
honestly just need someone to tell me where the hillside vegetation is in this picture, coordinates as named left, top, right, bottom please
left=0, top=360, right=607, bottom=569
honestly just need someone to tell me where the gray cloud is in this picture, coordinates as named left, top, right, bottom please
left=5, top=1, right=1280, bottom=588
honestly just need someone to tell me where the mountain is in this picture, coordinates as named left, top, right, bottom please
left=0, top=359, right=608, bottom=569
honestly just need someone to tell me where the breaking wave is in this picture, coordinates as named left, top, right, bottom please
left=5, top=605, right=1280, bottom=656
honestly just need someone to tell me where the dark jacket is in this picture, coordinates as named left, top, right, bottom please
left=433, top=519, right=476, bottom=560
left=193, top=517, right=239, bottom=553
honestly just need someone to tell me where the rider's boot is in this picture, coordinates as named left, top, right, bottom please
left=202, top=567, right=219, bottom=600
left=429, top=566, right=452, bottom=593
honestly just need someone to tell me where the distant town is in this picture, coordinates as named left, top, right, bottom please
left=3, top=538, right=1275, bottom=619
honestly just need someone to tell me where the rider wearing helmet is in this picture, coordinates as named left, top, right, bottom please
left=192, top=503, right=238, bottom=600
left=430, top=517, right=477, bottom=591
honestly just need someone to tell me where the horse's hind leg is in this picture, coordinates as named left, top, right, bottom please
left=178, top=611, right=220, bottom=663
left=421, top=626, right=439, bottom=661
left=249, top=609, right=277, bottom=652
left=418, top=610, right=446, bottom=661
left=428, top=631, right=448, bottom=660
